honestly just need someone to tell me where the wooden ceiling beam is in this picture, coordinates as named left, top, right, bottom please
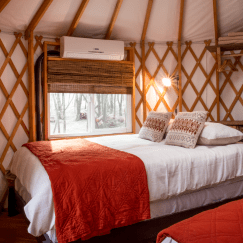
left=25, top=0, right=53, bottom=39
left=141, top=0, right=153, bottom=41
left=213, top=0, right=219, bottom=45
left=178, top=0, right=184, bottom=41
left=66, top=0, right=90, bottom=36
left=0, top=0, right=11, bottom=13
left=105, top=0, right=123, bottom=39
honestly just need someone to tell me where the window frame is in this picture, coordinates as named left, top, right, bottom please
left=48, top=93, right=132, bottom=139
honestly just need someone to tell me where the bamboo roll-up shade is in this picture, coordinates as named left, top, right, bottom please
left=47, top=59, right=134, bottom=94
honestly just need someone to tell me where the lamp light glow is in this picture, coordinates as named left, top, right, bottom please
left=162, top=77, right=171, bottom=87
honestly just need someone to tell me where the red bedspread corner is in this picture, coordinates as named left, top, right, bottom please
left=23, top=138, right=150, bottom=243
left=156, top=198, right=243, bottom=243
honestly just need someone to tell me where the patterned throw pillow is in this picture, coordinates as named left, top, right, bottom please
left=139, top=111, right=172, bottom=142
left=165, top=111, right=208, bottom=149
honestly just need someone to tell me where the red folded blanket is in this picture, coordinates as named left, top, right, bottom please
left=157, top=199, right=243, bottom=243
left=23, top=138, right=150, bottom=243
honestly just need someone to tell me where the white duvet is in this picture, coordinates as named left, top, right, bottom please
left=9, top=134, right=243, bottom=240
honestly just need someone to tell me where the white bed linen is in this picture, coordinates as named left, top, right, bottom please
left=15, top=172, right=243, bottom=243
left=9, top=134, right=243, bottom=240
left=161, top=237, right=178, bottom=243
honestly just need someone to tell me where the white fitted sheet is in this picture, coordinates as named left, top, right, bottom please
left=9, top=134, right=243, bottom=241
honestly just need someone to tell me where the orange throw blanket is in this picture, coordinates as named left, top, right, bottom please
left=157, top=199, right=243, bottom=243
left=23, top=139, right=150, bottom=243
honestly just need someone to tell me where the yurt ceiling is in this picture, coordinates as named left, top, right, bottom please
left=0, top=0, right=243, bottom=43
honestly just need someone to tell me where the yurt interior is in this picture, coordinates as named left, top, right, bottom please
left=1, top=0, right=243, bottom=243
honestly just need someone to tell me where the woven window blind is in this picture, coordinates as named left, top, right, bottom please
left=47, top=59, right=134, bottom=94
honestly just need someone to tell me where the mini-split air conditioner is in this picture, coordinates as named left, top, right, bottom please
left=60, top=36, right=124, bottom=61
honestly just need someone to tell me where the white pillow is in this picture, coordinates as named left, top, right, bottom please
left=197, top=122, right=243, bottom=145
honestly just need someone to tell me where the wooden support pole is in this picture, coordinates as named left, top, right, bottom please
left=43, top=42, right=48, bottom=140
left=0, top=0, right=11, bottom=13
left=28, top=31, right=36, bottom=142
left=124, top=47, right=136, bottom=133
left=66, top=0, right=90, bottom=36
left=105, top=0, right=123, bottom=39
left=125, top=47, right=136, bottom=133
left=141, top=41, right=147, bottom=122
left=216, top=47, right=221, bottom=120
left=178, top=42, right=182, bottom=112
left=213, top=0, right=220, bottom=121
left=178, top=0, right=184, bottom=112
left=217, top=47, right=221, bottom=69
left=130, top=47, right=136, bottom=133
left=25, top=0, right=53, bottom=39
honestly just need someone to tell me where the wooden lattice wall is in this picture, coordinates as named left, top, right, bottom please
left=0, top=32, right=243, bottom=173
left=0, top=32, right=43, bottom=173
left=132, top=41, right=243, bottom=132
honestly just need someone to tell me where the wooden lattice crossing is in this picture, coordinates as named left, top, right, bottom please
left=131, top=40, right=243, bottom=130
left=0, top=34, right=43, bottom=175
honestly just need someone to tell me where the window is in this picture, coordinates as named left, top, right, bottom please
left=48, top=93, right=132, bottom=138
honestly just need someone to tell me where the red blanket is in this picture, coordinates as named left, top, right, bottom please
left=23, top=139, right=150, bottom=243
left=157, top=199, right=243, bottom=243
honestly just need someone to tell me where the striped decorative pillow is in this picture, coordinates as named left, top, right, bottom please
left=165, top=111, right=208, bottom=148
left=139, top=111, right=172, bottom=142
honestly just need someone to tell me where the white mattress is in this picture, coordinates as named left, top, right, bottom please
left=9, top=134, right=243, bottom=241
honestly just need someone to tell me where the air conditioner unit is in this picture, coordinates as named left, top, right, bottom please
left=60, top=36, right=124, bottom=61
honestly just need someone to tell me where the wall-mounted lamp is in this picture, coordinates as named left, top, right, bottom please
left=162, top=76, right=179, bottom=87
left=162, top=77, right=172, bottom=87
left=162, top=75, right=179, bottom=115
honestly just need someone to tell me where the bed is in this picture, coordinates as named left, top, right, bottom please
left=157, top=197, right=243, bottom=243
left=8, top=133, right=243, bottom=242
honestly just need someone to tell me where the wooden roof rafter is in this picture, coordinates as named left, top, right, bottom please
left=178, top=0, right=184, bottom=42
left=140, top=0, right=153, bottom=122
left=66, top=0, right=90, bottom=36
left=213, top=0, right=219, bottom=45
left=25, top=0, right=53, bottom=39
left=105, top=0, right=123, bottom=39
left=141, top=0, right=153, bottom=42
left=0, top=0, right=11, bottom=13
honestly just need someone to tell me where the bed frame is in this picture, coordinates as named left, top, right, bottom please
left=8, top=183, right=243, bottom=243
